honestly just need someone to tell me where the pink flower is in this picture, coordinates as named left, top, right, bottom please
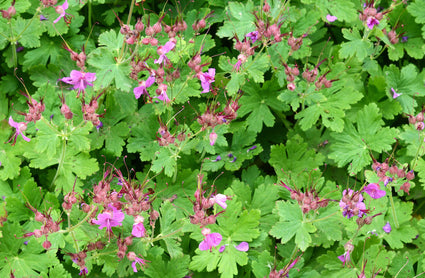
left=235, top=242, right=249, bottom=251
left=61, top=70, right=96, bottom=95
left=53, top=0, right=69, bottom=24
left=7, top=116, right=30, bottom=145
left=199, top=68, right=215, bottom=93
left=199, top=228, right=222, bottom=251
left=155, top=83, right=170, bottom=103
left=154, top=41, right=175, bottom=65
left=127, top=252, right=148, bottom=272
left=132, top=216, right=146, bottom=237
left=212, top=193, right=227, bottom=209
left=391, top=88, right=402, bottom=99
left=92, top=204, right=125, bottom=231
left=363, top=183, right=386, bottom=199
left=209, top=130, right=217, bottom=146
left=134, top=76, right=155, bottom=99
left=326, top=14, right=337, bottom=22
left=366, top=17, right=379, bottom=29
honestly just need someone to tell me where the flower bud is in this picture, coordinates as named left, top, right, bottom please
left=43, top=240, right=52, bottom=250
left=406, top=170, right=415, bottom=180
left=135, top=18, right=144, bottom=32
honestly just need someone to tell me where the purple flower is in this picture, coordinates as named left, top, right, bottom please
left=92, top=204, right=125, bottom=232
left=132, top=216, right=146, bottom=237
left=219, top=245, right=226, bottom=253
left=53, top=0, right=69, bottom=24
left=154, top=41, right=175, bottom=65
left=401, top=36, right=408, bottom=43
left=363, top=183, right=386, bottom=199
left=7, top=116, right=30, bottom=145
left=235, top=242, right=249, bottom=252
left=40, top=15, right=47, bottom=21
left=326, top=14, right=337, bottom=22
left=212, top=155, right=221, bottom=162
left=96, top=121, right=103, bottom=131
left=247, top=145, right=257, bottom=152
left=391, top=88, right=402, bottom=99
left=134, top=76, right=155, bottom=99
left=199, top=68, right=215, bottom=93
left=61, top=70, right=96, bottom=94
left=366, top=17, right=379, bottom=29
left=339, top=189, right=367, bottom=219
left=24, top=241, right=29, bottom=245
left=79, top=267, right=88, bottom=276
left=383, top=222, right=391, bottom=233
left=212, top=194, right=227, bottom=209
left=246, top=31, right=259, bottom=43
left=199, top=228, right=222, bottom=251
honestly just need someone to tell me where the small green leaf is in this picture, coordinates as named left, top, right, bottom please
left=339, top=28, right=373, bottom=61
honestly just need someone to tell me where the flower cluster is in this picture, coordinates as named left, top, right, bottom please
left=371, top=157, right=414, bottom=194
left=339, top=189, right=367, bottom=219
left=280, top=181, right=329, bottom=214
left=189, top=174, right=228, bottom=227
left=359, top=1, right=385, bottom=30
left=408, top=109, right=425, bottom=131
left=82, top=94, right=104, bottom=126
left=24, top=207, right=62, bottom=250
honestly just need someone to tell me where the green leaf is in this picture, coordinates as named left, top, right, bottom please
left=383, top=200, right=417, bottom=249
left=34, top=119, right=60, bottom=159
left=89, top=122, right=129, bottom=156
left=159, top=201, right=188, bottom=259
left=329, top=103, right=398, bottom=174
left=238, top=81, right=288, bottom=133
left=269, top=134, right=325, bottom=177
left=384, top=64, right=425, bottom=114
left=216, top=1, right=256, bottom=39
left=295, top=71, right=363, bottom=132
left=22, top=37, right=65, bottom=70
left=12, top=17, right=43, bottom=48
left=145, top=255, right=190, bottom=278
left=270, top=201, right=315, bottom=251
left=88, top=31, right=133, bottom=92
left=151, top=148, right=177, bottom=177
left=339, top=28, right=373, bottom=61
left=246, top=54, right=269, bottom=83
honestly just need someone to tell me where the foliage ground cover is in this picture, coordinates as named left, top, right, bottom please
left=1, top=0, right=425, bottom=277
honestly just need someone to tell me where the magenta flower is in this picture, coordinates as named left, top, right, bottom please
left=326, top=14, right=337, bottom=22
left=363, top=183, right=386, bottom=199
left=7, top=116, right=30, bottom=145
left=134, top=76, right=155, bottom=99
left=338, top=251, right=351, bottom=265
left=212, top=193, right=227, bottom=209
left=391, top=88, right=402, bottom=99
left=53, top=0, right=69, bottom=24
left=383, top=221, right=391, bottom=233
left=127, top=252, right=148, bottom=272
left=366, top=17, right=379, bottom=29
left=199, top=228, right=222, bottom=251
left=61, top=70, right=96, bottom=95
left=246, top=31, right=259, bottom=43
left=132, top=216, right=146, bottom=238
left=92, top=204, right=125, bottom=231
left=235, top=242, right=249, bottom=251
left=154, top=41, right=175, bottom=65
left=199, top=68, right=215, bottom=93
